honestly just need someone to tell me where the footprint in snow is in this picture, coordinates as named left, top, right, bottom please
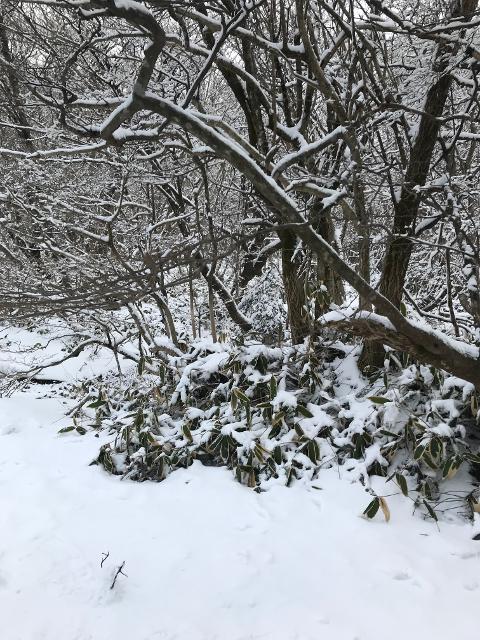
left=392, top=571, right=421, bottom=587
left=393, top=571, right=411, bottom=581
left=0, top=425, right=19, bottom=436
left=463, top=581, right=479, bottom=591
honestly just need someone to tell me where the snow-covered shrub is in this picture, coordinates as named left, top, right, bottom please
left=89, top=338, right=341, bottom=489
left=84, top=337, right=480, bottom=520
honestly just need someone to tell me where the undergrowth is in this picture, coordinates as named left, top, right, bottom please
left=70, top=337, right=480, bottom=522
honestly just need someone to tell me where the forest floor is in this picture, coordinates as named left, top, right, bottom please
left=1, top=327, right=480, bottom=639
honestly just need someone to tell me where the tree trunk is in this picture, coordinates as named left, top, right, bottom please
left=279, top=229, right=309, bottom=344
left=315, top=210, right=345, bottom=314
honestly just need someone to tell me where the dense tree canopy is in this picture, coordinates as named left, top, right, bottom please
left=0, top=0, right=479, bottom=385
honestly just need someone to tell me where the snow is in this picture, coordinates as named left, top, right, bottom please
left=1, top=326, right=480, bottom=639
left=0, top=325, right=133, bottom=382
left=271, top=126, right=346, bottom=178
left=321, top=308, right=396, bottom=332
left=321, top=309, right=480, bottom=362
left=113, top=0, right=151, bottom=15
left=1, top=385, right=480, bottom=640
left=271, top=389, right=298, bottom=411
left=442, top=376, right=475, bottom=401
left=408, top=316, right=480, bottom=360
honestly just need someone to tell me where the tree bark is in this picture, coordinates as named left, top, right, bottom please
left=279, top=229, right=310, bottom=344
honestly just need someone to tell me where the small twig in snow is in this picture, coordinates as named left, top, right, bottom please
left=110, top=561, right=128, bottom=589
left=100, top=551, right=110, bottom=568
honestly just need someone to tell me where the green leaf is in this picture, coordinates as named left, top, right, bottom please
left=272, top=446, right=282, bottom=465
left=302, top=439, right=320, bottom=464
left=87, top=399, right=106, bottom=409
left=134, top=409, right=144, bottom=429
left=269, top=376, right=277, bottom=399
left=266, top=457, right=276, bottom=474
left=233, top=388, right=250, bottom=405
left=443, top=455, right=462, bottom=479
left=58, top=426, right=75, bottom=434
left=368, top=396, right=391, bottom=405
left=294, top=423, right=305, bottom=437
left=465, top=452, right=480, bottom=465
left=442, top=457, right=453, bottom=479
left=429, top=437, right=441, bottom=459
left=422, top=480, right=434, bottom=501
left=76, top=426, right=87, bottom=435
left=297, top=404, right=314, bottom=418
left=183, top=423, right=193, bottom=443
left=423, top=500, right=438, bottom=522
left=255, top=355, right=267, bottom=375
left=379, top=429, right=400, bottom=438
left=271, top=411, right=285, bottom=428
left=285, top=465, right=296, bottom=487
left=245, top=404, right=252, bottom=427
left=354, top=434, right=366, bottom=459
left=422, top=453, right=438, bottom=470
left=395, top=473, right=409, bottom=497
left=269, top=423, right=281, bottom=438
left=253, top=443, right=266, bottom=463
left=363, top=497, right=380, bottom=519
left=414, top=444, right=426, bottom=460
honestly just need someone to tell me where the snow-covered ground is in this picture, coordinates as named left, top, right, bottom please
left=1, top=384, right=480, bottom=640
left=0, top=324, right=133, bottom=382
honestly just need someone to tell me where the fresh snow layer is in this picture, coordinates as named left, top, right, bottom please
left=1, top=389, right=480, bottom=640
left=0, top=325, right=134, bottom=382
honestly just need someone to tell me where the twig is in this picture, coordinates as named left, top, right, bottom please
left=110, top=561, right=128, bottom=590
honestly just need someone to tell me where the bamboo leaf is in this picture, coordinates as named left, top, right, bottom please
left=271, top=410, right=285, bottom=427
left=272, top=446, right=282, bottom=465
left=423, top=500, right=438, bottom=522
left=414, top=444, right=426, bottom=460
left=294, top=423, right=305, bottom=437
left=183, top=423, right=193, bottom=443
left=368, top=396, right=391, bottom=405
left=87, top=399, right=106, bottom=409
left=395, top=473, right=409, bottom=497
left=363, top=497, right=380, bottom=519
left=233, top=388, right=250, bottom=405
left=269, top=376, right=277, bottom=399
left=297, top=404, right=314, bottom=418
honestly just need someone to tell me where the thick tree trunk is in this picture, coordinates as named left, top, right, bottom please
left=315, top=211, right=345, bottom=313
left=279, top=229, right=310, bottom=344
left=0, top=16, right=35, bottom=152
